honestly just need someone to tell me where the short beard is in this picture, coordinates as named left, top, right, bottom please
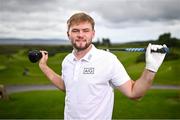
left=72, top=41, right=92, bottom=51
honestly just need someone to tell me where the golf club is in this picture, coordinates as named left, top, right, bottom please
left=105, top=47, right=169, bottom=53
left=28, top=47, right=169, bottom=63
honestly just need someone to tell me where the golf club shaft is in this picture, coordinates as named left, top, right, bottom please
left=105, top=47, right=169, bottom=53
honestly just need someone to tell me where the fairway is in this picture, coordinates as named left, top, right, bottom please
left=0, top=89, right=180, bottom=119
left=0, top=45, right=180, bottom=119
left=0, top=47, right=180, bottom=85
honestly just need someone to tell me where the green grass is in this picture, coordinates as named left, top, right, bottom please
left=0, top=50, right=68, bottom=85
left=113, top=89, right=180, bottom=119
left=0, top=89, right=179, bottom=119
left=114, top=51, right=180, bottom=85
left=0, top=90, right=65, bottom=119
left=0, top=45, right=180, bottom=85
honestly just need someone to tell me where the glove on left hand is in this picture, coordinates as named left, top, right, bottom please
left=145, top=43, right=167, bottom=72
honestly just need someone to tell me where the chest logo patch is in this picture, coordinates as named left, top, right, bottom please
left=83, top=67, right=94, bottom=74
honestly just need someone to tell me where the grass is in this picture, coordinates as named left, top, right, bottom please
left=0, top=46, right=180, bottom=85
left=113, top=89, right=180, bottom=119
left=0, top=90, right=65, bottom=119
left=114, top=51, right=180, bottom=85
left=0, top=45, right=179, bottom=119
left=0, top=89, right=179, bottom=119
left=0, top=50, right=68, bottom=85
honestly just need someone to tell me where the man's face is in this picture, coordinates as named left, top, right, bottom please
left=67, top=22, right=95, bottom=51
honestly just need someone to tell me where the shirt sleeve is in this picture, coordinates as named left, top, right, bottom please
left=110, top=55, right=131, bottom=87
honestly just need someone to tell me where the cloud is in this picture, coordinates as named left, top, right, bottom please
left=78, top=0, right=180, bottom=28
left=0, top=0, right=180, bottom=42
left=99, top=0, right=180, bottom=22
left=1, top=0, right=58, bottom=13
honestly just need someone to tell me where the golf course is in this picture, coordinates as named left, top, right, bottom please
left=0, top=41, right=180, bottom=119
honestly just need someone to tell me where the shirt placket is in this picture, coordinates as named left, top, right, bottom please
left=73, top=60, right=81, bottom=82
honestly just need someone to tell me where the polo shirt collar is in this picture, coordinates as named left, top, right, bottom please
left=72, top=44, right=96, bottom=62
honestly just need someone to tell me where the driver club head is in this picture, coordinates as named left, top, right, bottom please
left=28, top=50, right=42, bottom=63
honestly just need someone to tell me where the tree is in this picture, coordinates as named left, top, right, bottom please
left=102, top=38, right=111, bottom=47
left=158, top=33, right=171, bottom=44
left=158, top=32, right=180, bottom=47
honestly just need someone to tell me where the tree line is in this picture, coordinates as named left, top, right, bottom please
left=157, top=33, right=180, bottom=47
left=93, top=32, right=180, bottom=48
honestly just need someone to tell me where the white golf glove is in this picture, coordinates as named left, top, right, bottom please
left=145, top=43, right=167, bottom=72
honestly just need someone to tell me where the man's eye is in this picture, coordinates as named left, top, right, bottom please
left=84, top=30, right=90, bottom=32
left=72, top=30, right=79, bottom=32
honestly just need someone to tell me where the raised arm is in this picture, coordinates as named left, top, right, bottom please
left=39, top=51, right=65, bottom=92
left=117, top=43, right=167, bottom=100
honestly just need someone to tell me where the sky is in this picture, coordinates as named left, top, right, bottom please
left=1, top=0, right=180, bottom=43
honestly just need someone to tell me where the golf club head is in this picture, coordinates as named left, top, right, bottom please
left=28, top=50, right=42, bottom=63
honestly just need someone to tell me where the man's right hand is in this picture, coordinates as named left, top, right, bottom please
left=39, top=50, right=48, bottom=67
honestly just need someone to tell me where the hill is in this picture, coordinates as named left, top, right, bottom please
left=0, top=38, right=70, bottom=45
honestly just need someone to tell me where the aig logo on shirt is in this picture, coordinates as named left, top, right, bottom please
left=83, top=67, right=94, bottom=74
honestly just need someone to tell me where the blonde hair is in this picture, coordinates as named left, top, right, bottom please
left=67, top=12, right=95, bottom=32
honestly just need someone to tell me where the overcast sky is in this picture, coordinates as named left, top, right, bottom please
left=1, top=0, right=180, bottom=43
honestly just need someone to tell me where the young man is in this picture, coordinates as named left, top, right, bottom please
left=39, top=12, right=166, bottom=119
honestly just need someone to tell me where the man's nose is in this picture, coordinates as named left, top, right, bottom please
left=77, top=31, right=84, bottom=37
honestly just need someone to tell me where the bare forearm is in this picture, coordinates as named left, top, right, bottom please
left=118, top=69, right=155, bottom=100
left=118, top=44, right=166, bottom=100
left=131, top=69, right=155, bottom=99
left=39, top=64, right=65, bottom=92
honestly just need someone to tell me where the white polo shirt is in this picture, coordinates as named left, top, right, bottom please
left=62, top=45, right=130, bottom=120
